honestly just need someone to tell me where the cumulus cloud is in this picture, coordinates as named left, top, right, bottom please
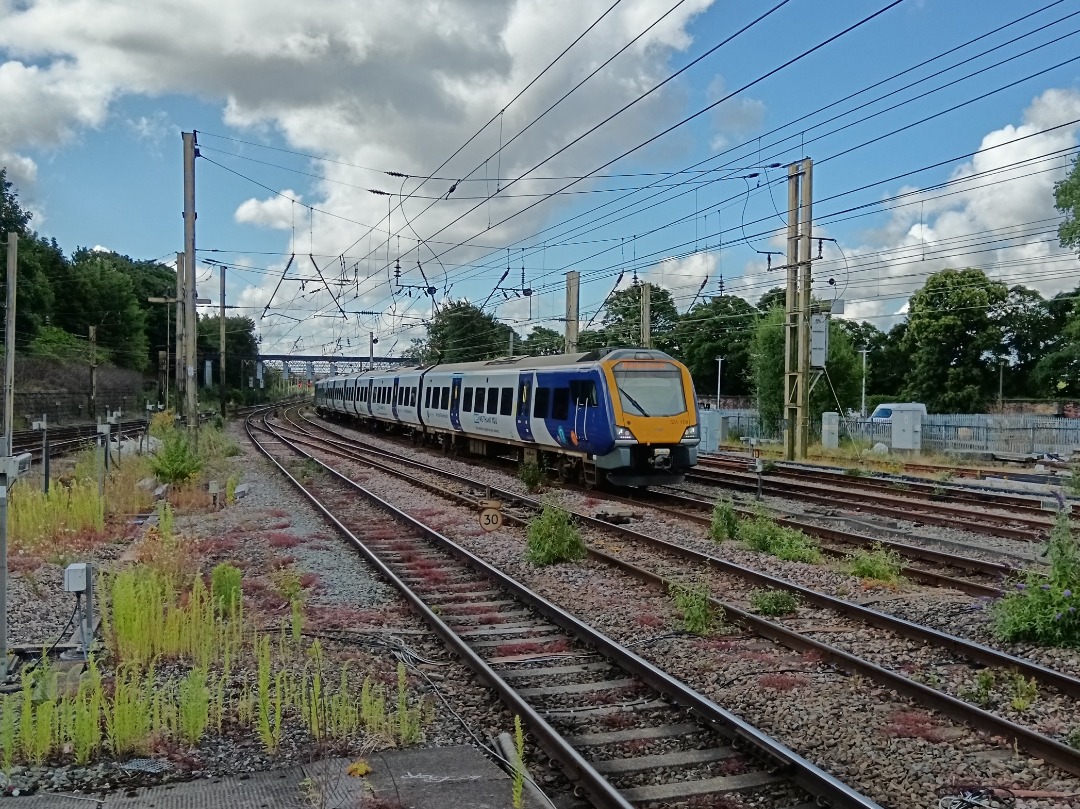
left=234, top=191, right=303, bottom=230
left=0, top=0, right=718, bottom=353
left=831, top=87, right=1080, bottom=327
left=706, top=75, right=766, bottom=152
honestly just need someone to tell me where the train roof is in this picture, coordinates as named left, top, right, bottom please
left=316, top=347, right=676, bottom=383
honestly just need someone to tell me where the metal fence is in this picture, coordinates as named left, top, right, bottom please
left=716, top=410, right=1080, bottom=456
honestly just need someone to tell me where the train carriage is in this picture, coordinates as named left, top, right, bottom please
left=314, top=347, right=699, bottom=487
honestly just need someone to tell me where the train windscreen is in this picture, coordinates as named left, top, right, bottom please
left=612, top=362, right=687, bottom=417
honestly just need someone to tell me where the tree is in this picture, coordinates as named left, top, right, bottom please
left=197, top=314, right=260, bottom=391
left=751, top=308, right=785, bottom=427
left=899, top=268, right=1007, bottom=412
left=1055, top=154, right=1080, bottom=255
left=868, top=322, right=909, bottom=402
left=672, top=295, right=758, bottom=397
left=424, top=300, right=514, bottom=363
left=0, top=168, right=32, bottom=236
left=999, top=285, right=1057, bottom=397
left=518, top=326, right=564, bottom=355
left=601, top=284, right=679, bottom=352
left=757, top=286, right=786, bottom=312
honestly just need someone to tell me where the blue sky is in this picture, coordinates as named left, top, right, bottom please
left=2, top=0, right=1079, bottom=355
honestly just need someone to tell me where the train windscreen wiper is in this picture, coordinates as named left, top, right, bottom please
left=618, top=387, right=650, bottom=417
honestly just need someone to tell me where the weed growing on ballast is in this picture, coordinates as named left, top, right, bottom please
left=709, top=499, right=739, bottom=542
left=749, top=589, right=799, bottom=616
left=1067, top=727, right=1080, bottom=749
left=518, top=461, right=544, bottom=493
left=670, top=579, right=713, bottom=634
left=525, top=505, right=585, bottom=565
left=961, top=668, right=996, bottom=708
left=511, top=715, right=525, bottom=809
left=1008, top=672, right=1038, bottom=712
left=845, top=543, right=903, bottom=584
left=991, top=506, right=1080, bottom=646
left=151, top=430, right=203, bottom=485
left=736, top=515, right=821, bottom=564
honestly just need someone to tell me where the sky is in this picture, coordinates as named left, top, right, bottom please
left=2, top=0, right=1080, bottom=359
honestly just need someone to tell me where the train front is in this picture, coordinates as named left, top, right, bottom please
left=597, top=350, right=699, bottom=487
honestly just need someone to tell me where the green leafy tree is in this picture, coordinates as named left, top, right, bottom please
left=0, top=173, right=57, bottom=345
left=0, top=169, right=32, bottom=235
left=519, top=326, right=564, bottom=356
left=868, top=322, right=910, bottom=402
left=673, top=294, right=758, bottom=397
left=757, top=286, right=786, bottom=313
left=601, top=284, right=679, bottom=352
left=1000, top=285, right=1058, bottom=397
left=751, top=307, right=785, bottom=426
left=1055, top=154, right=1080, bottom=255
left=196, top=315, right=260, bottom=391
left=424, top=300, right=514, bottom=363
left=899, top=268, right=1007, bottom=412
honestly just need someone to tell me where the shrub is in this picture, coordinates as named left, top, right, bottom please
left=150, top=430, right=203, bottom=485
left=211, top=563, right=243, bottom=617
left=1067, top=727, right=1080, bottom=749
left=670, top=579, right=712, bottom=634
left=525, top=505, right=586, bottom=566
left=749, top=589, right=799, bottom=616
left=736, top=516, right=821, bottom=564
left=991, top=508, right=1080, bottom=646
left=518, top=461, right=543, bottom=493
left=709, top=499, right=739, bottom=542
left=846, top=543, right=903, bottom=584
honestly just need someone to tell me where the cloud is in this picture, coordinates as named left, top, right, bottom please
left=234, top=191, right=303, bottom=230
left=831, top=87, right=1080, bottom=328
left=706, top=74, right=766, bottom=151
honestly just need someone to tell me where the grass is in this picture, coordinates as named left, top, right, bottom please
left=518, top=461, right=543, bottom=493
left=525, top=505, right=586, bottom=566
left=845, top=543, right=904, bottom=584
left=670, top=579, right=713, bottom=634
left=736, top=514, right=821, bottom=564
left=991, top=506, right=1080, bottom=647
left=709, top=498, right=739, bottom=542
left=749, top=589, right=799, bottom=616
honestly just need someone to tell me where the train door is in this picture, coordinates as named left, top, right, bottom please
left=449, top=375, right=463, bottom=431
left=516, top=372, right=535, bottom=442
left=391, top=377, right=400, bottom=421
left=571, top=372, right=604, bottom=447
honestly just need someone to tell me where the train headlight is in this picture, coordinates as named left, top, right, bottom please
left=682, top=425, right=698, bottom=440
left=616, top=426, right=636, bottom=441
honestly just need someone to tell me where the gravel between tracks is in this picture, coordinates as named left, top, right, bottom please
left=302, top=414, right=1080, bottom=809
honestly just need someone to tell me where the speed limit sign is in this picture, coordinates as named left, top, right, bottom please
left=479, top=508, right=503, bottom=532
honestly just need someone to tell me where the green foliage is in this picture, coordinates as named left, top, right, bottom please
left=749, top=589, right=800, bottom=616
left=1055, top=154, right=1080, bottom=256
left=961, top=668, right=996, bottom=708
left=991, top=508, right=1080, bottom=646
left=670, top=579, right=713, bottom=634
left=709, top=498, right=739, bottom=542
left=525, top=505, right=586, bottom=566
left=846, top=544, right=903, bottom=584
left=512, top=715, right=525, bottom=809
left=1008, top=672, right=1038, bottom=712
left=415, top=300, right=516, bottom=363
left=602, top=284, right=680, bottom=352
left=211, top=564, right=243, bottom=617
left=177, top=668, right=210, bottom=745
left=672, top=295, right=758, bottom=397
left=736, top=515, right=821, bottom=563
left=9, top=479, right=104, bottom=554
left=518, top=461, right=544, bottom=493
left=151, top=430, right=204, bottom=484
left=226, top=473, right=240, bottom=505
left=1067, top=727, right=1080, bottom=749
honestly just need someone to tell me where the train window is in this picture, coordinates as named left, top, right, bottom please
left=425, top=387, right=432, bottom=408
left=552, top=388, right=570, bottom=420
left=486, top=387, right=499, bottom=415
left=569, top=379, right=597, bottom=407
left=533, top=387, right=550, bottom=418
left=462, top=387, right=473, bottom=412
left=410, top=387, right=417, bottom=407
left=474, top=387, right=486, bottom=413
left=500, top=387, right=513, bottom=416
left=440, top=387, right=450, bottom=410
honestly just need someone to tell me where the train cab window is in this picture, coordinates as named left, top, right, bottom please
left=552, top=388, right=570, bottom=420
left=569, top=380, right=597, bottom=407
left=474, top=387, right=486, bottom=413
left=500, top=387, right=513, bottom=416
left=486, top=387, right=499, bottom=414
left=462, top=387, right=473, bottom=412
left=440, top=387, right=450, bottom=410
left=533, top=387, right=550, bottom=419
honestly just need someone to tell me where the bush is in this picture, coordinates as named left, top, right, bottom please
left=709, top=499, right=739, bottom=542
left=736, top=516, right=821, bottom=564
left=671, top=580, right=712, bottom=634
left=991, top=508, right=1080, bottom=647
left=846, top=543, right=903, bottom=583
left=749, top=589, right=799, bottom=616
left=525, top=505, right=586, bottom=566
left=151, top=430, right=203, bottom=484
left=518, top=462, right=543, bottom=493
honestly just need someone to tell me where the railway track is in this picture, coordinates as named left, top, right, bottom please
left=686, top=463, right=1053, bottom=543
left=265, top=407, right=1080, bottom=781
left=246, top=408, right=881, bottom=809
left=12, top=419, right=150, bottom=464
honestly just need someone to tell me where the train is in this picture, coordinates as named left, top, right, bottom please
left=313, top=347, right=700, bottom=487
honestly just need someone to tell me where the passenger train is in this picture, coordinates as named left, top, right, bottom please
left=313, top=347, right=700, bottom=487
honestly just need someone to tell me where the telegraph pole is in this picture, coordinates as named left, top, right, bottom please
left=859, top=348, right=870, bottom=417
left=182, top=131, right=198, bottom=431
left=783, top=164, right=801, bottom=461
left=175, top=252, right=185, bottom=415
left=369, top=332, right=374, bottom=370
left=219, top=264, right=227, bottom=419
left=640, top=282, right=651, bottom=348
left=88, top=326, right=97, bottom=421
left=3, top=234, right=15, bottom=454
left=796, top=158, right=813, bottom=459
left=564, top=271, right=580, bottom=354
